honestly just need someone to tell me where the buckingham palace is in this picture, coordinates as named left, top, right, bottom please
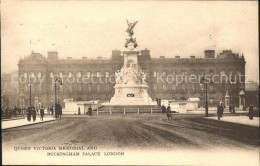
left=17, top=49, right=246, bottom=108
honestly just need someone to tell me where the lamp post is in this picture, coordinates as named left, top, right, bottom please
left=54, top=78, right=63, bottom=105
left=54, top=78, right=62, bottom=118
left=200, top=76, right=209, bottom=117
left=230, top=76, right=236, bottom=113
left=28, top=77, right=33, bottom=108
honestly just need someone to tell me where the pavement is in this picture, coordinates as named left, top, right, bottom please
left=206, top=115, right=259, bottom=127
left=1, top=115, right=56, bottom=130
left=2, top=114, right=259, bottom=165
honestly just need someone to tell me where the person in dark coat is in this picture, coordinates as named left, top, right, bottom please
left=156, top=97, right=159, bottom=107
left=249, top=104, right=254, bottom=120
left=229, top=104, right=232, bottom=113
left=50, top=106, right=54, bottom=115
left=166, top=105, right=172, bottom=120
left=217, top=103, right=224, bottom=120
left=32, top=107, right=36, bottom=121
left=56, top=103, right=62, bottom=121
left=27, top=107, right=31, bottom=122
left=88, top=106, right=92, bottom=116
left=40, top=106, right=44, bottom=121
left=161, top=105, right=166, bottom=114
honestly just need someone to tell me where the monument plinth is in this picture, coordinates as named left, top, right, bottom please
left=103, top=20, right=156, bottom=106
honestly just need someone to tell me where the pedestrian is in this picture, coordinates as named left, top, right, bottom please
left=232, top=104, right=236, bottom=113
left=50, top=106, right=53, bottom=115
left=27, top=107, right=31, bottom=122
left=166, top=105, right=172, bottom=120
left=217, top=103, right=224, bottom=120
left=249, top=104, right=254, bottom=120
left=156, top=97, right=159, bottom=107
left=88, top=106, right=92, bottom=116
left=40, top=106, right=44, bottom=121
left=158, top=99, right=161, bottom=107
left=161, top=105, right=166, bottom=114
left=32, top=107, right=36, bottom=121
left=229, top=104, right=232, bottom=113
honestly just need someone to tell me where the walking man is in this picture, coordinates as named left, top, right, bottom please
left=217, top=103, right=224, bottom=120
left=40, top=106, right=44, bottom=121
left=88, top=106, right=92, bottom=116
left=32, top=107, right=36, bottom=122
left=166, top=105, right=172, bottom=120
left=249, top=104, right=254, bottom=120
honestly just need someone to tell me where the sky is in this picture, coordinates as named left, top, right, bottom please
left=1, top=1, right=259, bottom=83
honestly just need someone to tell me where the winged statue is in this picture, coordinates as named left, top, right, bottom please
left=126, top=19, right=138, bottom=37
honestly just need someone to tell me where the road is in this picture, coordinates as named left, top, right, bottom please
left=2, top=114, right=259, bottom=151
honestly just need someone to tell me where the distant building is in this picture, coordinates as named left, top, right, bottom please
left=245, top=81, right=259, bottom=107
left=18, top=49, right=246, bottom=108
left=1, top=71, right=19, bottom=108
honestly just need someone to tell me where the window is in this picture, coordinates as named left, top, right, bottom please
left=31, top=72, right=35, bottom=78
left=60, top=72, right=63, bottom=78
left=163, top=84, right=167, bottom=90
left=162, top=71, right=166, bottom=77
left=38, top=72, right=41, bottom=78
left=182, top=71, right=187, bottom=75
left=190, top=84, right=195, bottom=91
left=97, top=84, right=100, bottom=91
left=87, top=72, right=91, bottom=77
left=181, top=84, right=185, bottom=90
left=50, top=72, right=54, bottom=78
left=209, top=70, right=214, bottom=76
left=69, top=85, right=73, bottom=93
left=153, top=71, right=157, bottom=77
left=106, top=72, right=109, bottom=77
left=69, top=72, right=72, bottom=78
left=77, top=72, right=81, bottom=78
left=50, top=84, right=54, bottom=91
left=172, top=84, right=176, bottom=90
left=106, top=84, right=110, bottom=91
left=210, top=98, right=214, bottom=104
left=172, top=71, right=176, bottom=76
left=77, top=85, right=82, bottom=91
left=153, top=84, right=157, bottom=90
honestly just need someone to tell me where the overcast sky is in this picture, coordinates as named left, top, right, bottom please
left=1, top=1, right=258, bottom=83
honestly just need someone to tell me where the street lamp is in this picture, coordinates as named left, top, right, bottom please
left=230, top=75, right=236, bottom=113
left=28, top=77, right=33, bottom=108
left=200, top=76, right=211, bottom=117
left=54, top=77, right=63, bottom=105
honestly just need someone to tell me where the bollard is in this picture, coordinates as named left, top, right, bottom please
left=110, top=108, right=112, bottom=115
left=138, top=107, right=140, bottom=114
left=124, top=107, right=126, bottom=114
left=151, top=107, right=153, bottom=114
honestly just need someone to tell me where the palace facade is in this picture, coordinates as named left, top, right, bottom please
left=18, top=49, right=246, bottom=108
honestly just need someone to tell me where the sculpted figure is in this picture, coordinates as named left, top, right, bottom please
left=126, top=19, right=138, bottom=37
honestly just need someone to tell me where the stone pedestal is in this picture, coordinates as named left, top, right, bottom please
left=104, top=50, right=156, bottom=106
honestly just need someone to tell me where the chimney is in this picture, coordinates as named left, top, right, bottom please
left=190, top=56, right=195, bottom=59
left=204, top=50, right=215, bottom=58
left=47, top=51, right=58, bottom=60
left=175, top=55, right=180, bottom=59
left=67, top=57, right=72, bottom=59
left=82, top=57, right=87, bottom=59
left=160, top=56, right=165, bottom=60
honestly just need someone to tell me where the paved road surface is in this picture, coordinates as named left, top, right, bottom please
left=2, top=114, right=259, bottom=150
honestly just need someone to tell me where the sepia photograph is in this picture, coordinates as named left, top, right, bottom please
left=1, top=0, right=259, bottom=165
